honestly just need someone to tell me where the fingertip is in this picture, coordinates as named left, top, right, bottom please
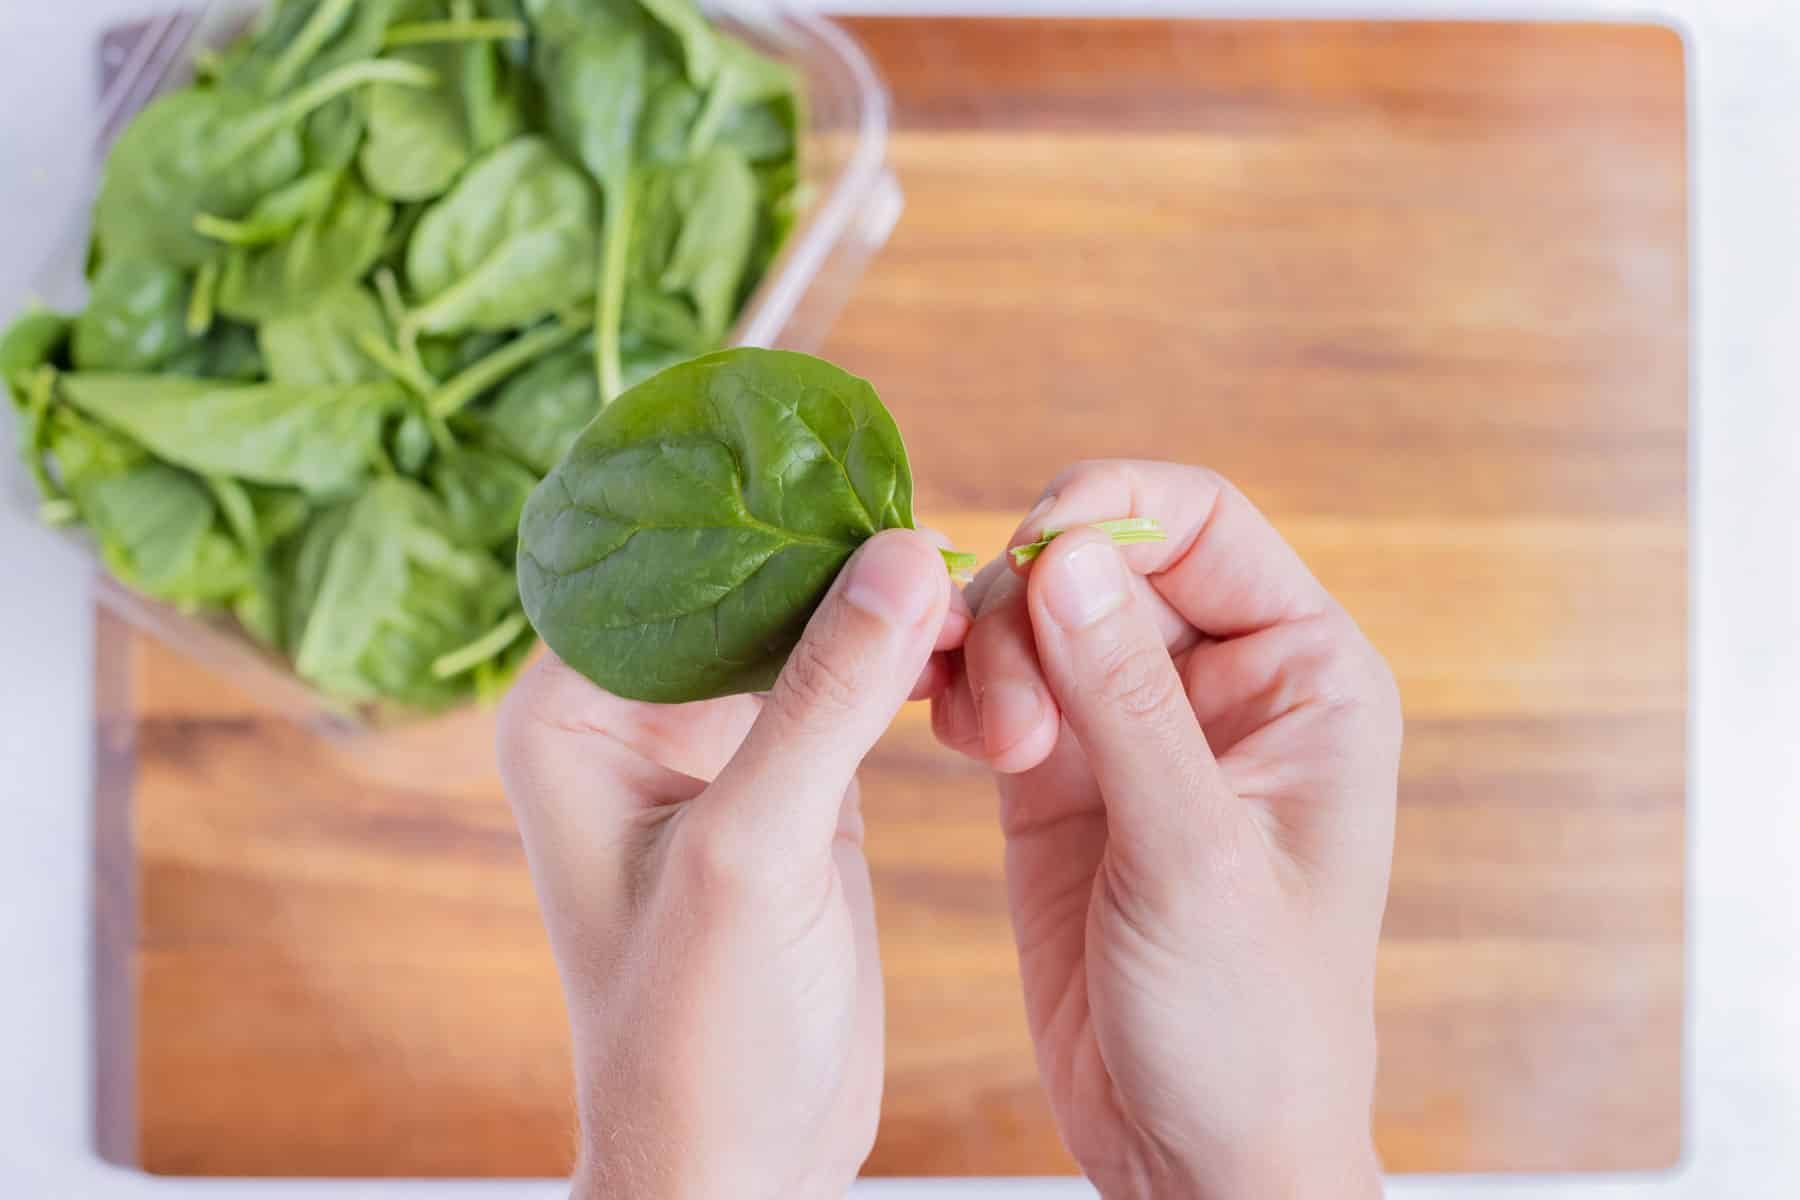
left=909, top=652, right=952, bottom=702
left=937, top=600, right=972, bottom=652
left=842, top=528, right=950, bottom=633
left=980, top=681, right=1060, bottom=775
left=930, top=671, right=984, bottom=759
left=990, top=713, right=1060, bottom=775
left=1027, top=527, right=1130, bottom=634
left=1008, top=491, right=1059, bottom=549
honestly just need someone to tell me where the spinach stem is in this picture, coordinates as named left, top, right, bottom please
left=238, top=59, right=436, bottom=154
left=1010, top=518, right=1168, bottom=567
left=383, top=19, right=528, bottom=48
left=23, top=367, right=61, bottom=502
left=263, top=0, right=356, bottom=94
left=187, top=259, right=219, bottom=337
left=207, top=476, right=261, bottom=554
left=39, top=498, right=79, bottom=526
left=430, top=318, right=588, bottom=418
left=686, top=65, right=736, bottom=156
left=373, top=268, right=412, bottom=333
left=596, top=169, right=637, bottom=404
left=940, top=548, right=979, bottom=580
left=430, top=612, right=530, bottom=679
left=373, top=267, right=436, bottom=387
left=355, top=332, right=439, bottom=399
left=192, top=213, right=257, bottom=245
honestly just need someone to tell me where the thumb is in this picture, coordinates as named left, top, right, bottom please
left=1024, top=529, right=1239, bottom=871
left=703, top=529, right=949, bottom=852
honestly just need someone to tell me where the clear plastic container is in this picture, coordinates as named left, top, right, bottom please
left=1, top=2, right=902, bottom=779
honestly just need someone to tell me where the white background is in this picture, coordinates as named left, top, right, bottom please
left=1, top=1, right=1796, bottom=1196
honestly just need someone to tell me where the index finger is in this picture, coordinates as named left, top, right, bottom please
left=1011, top=460, right=1332, bottom=638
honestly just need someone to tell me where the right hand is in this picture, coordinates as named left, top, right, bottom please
left=933, top=461, right=1401, bottom=1199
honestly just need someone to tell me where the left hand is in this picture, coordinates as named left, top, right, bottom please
left=498, top=530, right=966, bottom=1200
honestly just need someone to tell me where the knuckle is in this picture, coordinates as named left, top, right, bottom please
left=1095, top=640, right=1183, bottom=719
left=775, top=635, right=863, bottom=722
left=674, top=814, right=783, bottom=898
left=1313, top=615, right=1404, bottom=731
left=1192, top=464, right=1236, bottom=501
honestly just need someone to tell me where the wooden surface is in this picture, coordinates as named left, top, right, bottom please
left=100, top=18, right=1689, bottom=1177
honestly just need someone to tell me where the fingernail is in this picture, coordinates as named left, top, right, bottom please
left=1040, top=538, right=1128, bottom=630
left=844, top=533, right=938, bottom=627
left=1020, top=493, right=1057, bottom=538
left=980, top=681, right=1046, bottom=756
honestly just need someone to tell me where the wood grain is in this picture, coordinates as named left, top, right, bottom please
left=101, top=18, right=1688, bottom=1177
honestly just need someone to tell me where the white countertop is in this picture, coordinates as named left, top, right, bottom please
left=3, top=1, right=1796, bottom=1196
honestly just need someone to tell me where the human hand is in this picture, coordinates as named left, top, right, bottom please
left=498, top=530, right=964, bottom=1200
left=934, top=462, right=1401, bottom=1200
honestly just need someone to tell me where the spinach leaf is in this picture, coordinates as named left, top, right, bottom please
left=614, top=147, right=754, bottom=347
left=517, top=348, right=914, bottom=703
left=259, top=283, right=390, bottom=384
left=418, top=329, right=508, bottom=378
left=656, top=146, right=756, bottom=340
left=519, top=0, right=638, bottom=41
left=1, top=310, right=72, bottom=403
left=430, top=445, right=537, bottom=548
left=713, top=32, right=795, bottom=106
left=404, top=136, right=599, bottom=335
left=194, top=171, right=341, bottom=247
left=534, top=26, right=646, bottom=398
left=361, top=46, right=474, bottom=202
left=57, top=373, right=401, bottom=497
left=473, top=334, right=680, bottom=473
left=77, top=463, right=251, bottom=605
left=291, top=477, right=517, bottom=709
left=261, top=0, right=361, bottom=93
left=72, top=259, right=199, bottom=372
left=638, top=75, right=701, bottom=165
left=94, top=58, right=433, bottom=269
left=218, top=0, right=397, bottom=95
left=634, top=0, right=717, bottom=86
left=41, top=404, right=146, bottom=496
left=217, top=175, right=393, bottom=322
left=471, top=338, right=596, bottom=472
left=458, top=5, right=530, bottom=153
left=392, top=412, right=438, bottom=474
left=717, top=96, right=797, bottom=165
left=164, top=321, right=266, bottom=381
left=539, top=30, right=648, bottom=186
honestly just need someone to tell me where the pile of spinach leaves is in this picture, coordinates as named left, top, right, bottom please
left=2, top=0, right=803, bottom=712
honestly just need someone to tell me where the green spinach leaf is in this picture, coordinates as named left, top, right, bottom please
left=517, top=348, right=913, bottom=703
left=258, top=283, right=391, bottom=385
left=361, top=45, right=475, bottom=201
left=95, top=58, right=432, bottom=269
left=217, top=175, right=392, bottom=322
left=164, top=321, right=266, bottom=381
left=72, top=259, right=199, bottom=372
left=404, top=136, right=600, bottom=335
left=430, top=445, right=537, bottom=548
left=291, top=477, right=517, bottom=709
left=1, top=310, right=72, bottom=403
left=57, top=373, right=401, bottom=497
left=77, top=463, right=251, bottom=604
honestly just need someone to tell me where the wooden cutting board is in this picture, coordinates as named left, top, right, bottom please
left=95, top=18, right=1688, bottom=1177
